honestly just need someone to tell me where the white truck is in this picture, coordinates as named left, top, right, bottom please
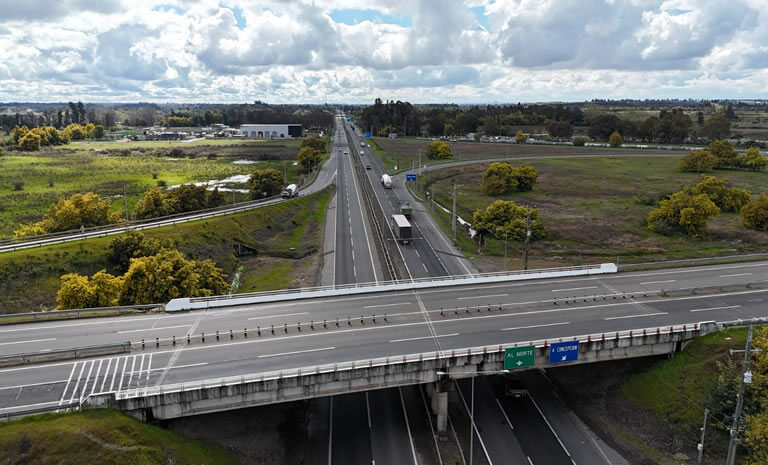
left=381, top=174, right=392, bottom=189
left=392, top=214, right=412, bottom=244
left=281, top=184, right=298, bottom=198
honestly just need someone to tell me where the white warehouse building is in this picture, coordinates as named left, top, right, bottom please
left=238, top=124, right=302, bottom=139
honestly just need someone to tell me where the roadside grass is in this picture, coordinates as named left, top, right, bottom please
left=0, top=186, right=333, bottom=314
left=57, top=138, right=302, bottom=150
left=0, top=409, right=236, bottom=465
left=618, top=327, right=753, bottom=461
left=0, top=141, right=303, bottom=238
left=417, top=156, right=768, bottom=271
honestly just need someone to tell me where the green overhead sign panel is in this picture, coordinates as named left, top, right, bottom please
left=504, top=345, right=536, bottom=369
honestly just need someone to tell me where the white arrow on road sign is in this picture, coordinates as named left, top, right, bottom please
left=561, top=355, right=567, bottom=361
left=516, top=360, right=523, bottom=366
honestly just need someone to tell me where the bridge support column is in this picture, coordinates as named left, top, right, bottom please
left=435, top=391, right=448, bottom=437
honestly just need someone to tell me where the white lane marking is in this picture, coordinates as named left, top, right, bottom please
left=127, top=356, right=137, bottom=390
left=1, top=400, right=61, bottom=412
left=0, top=379, right=67, bottom=391
left=551, top=286, right=597, bottom=292
left=454, top=381, right=494, bottom=465
left=100, top=358, right=113, bottom=393
left=248, top=312, right=309, bottom=320
left=366, top=391, right=373, bottom=429
left=527, top=395, right=574, bottom=462
left=415, top=250, right=421, bottom=257
left=719, top=273, right=752, bottom=278
left=0, top=337, right=56, bottom=346
left=458, top=294, right=508, bottom=300
left=502, top=322, right=570, bottom=331
left=109, top=356, right=122, bottom=392
left=690, top=305, right=741, bottom=313
left=348, top=152, right=379, bottom=283
left=398, top=387, right=419, bottom=465
left=146, top=353, right=153, bottom=381
left=604, top=312, right=668, bottom=320
left=423, top=263, right=429, bottom=272
left=258, top=346, right=335, bottom=358
left=163, top=362, right=208, bottom=371
left=495, top=397, right=514, bottom=430
left=527, top=457, right=534, bottom=465
left=68, top=361, right=87, bottom=404
left=363, top=302, right=411, bottom=309
left=0, top=314, right=197, bottom=333
left=90, top=359, right=103, bottom=396
left=390, top=333, right=459, bottom=343
left=58, top=363, right=78, bottom=406
left=117, top=325, right=190, bottom=334
left=136, top=354, right=145, bottom=387
left=639, top=280, right=676, bottom=285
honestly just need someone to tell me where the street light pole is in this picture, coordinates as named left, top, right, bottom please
left=726, top=323, right=755, bottom=465
left=523, top=212, right=531, bottom=270
left=697, top=408, right=709, bottom=465
left=470, top=375, right=475, bottom=465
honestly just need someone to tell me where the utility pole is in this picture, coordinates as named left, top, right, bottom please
left=504, top=232, right=508, bottom=271
left=726, top=323, right=755, bottom=465
left=697, top=408, right=709, bottom=465
left=123, top=180, right=129, bottom=222
left=523, top=212, right=531, bottom=270
left=283, top=161, right=288, bottom=185
left=452, top=183, right=463, bottom=240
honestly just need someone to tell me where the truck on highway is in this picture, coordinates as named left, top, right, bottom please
left=281, top=184, right=298, bottom=198
left=392, top=214, right=412, bottom=244
left=399, top=201, right=412, bottom=218
left=381, top=174, right=392, bottom=189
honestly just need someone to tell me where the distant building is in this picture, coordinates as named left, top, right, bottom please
left=238, top=124, right=302, bottom=138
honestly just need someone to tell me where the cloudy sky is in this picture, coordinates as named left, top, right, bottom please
left=0, top=0, right=766, bottom=103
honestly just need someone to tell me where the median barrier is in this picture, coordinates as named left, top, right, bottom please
left=0, top=342, right=131, bottom=368
left=0, top=304, right=163, bottom=325
left=166, top=263, right=618, bottom=312
left=658, top=280, right=768, bottom=297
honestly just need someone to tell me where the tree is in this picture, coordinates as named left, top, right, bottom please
left=647, top=188, right=720, bottom=238
left=133, top=187, right=178, bottom=220
left=472, top=200, right=544, bottom=242
left=426, top=141, right=453, bottom=159
left=11, top=125, right=29, bottom=144
left=64, top=123, right=86, bottom=140
left=696, top=112, right=730, bottom=140
left=170, top=184, right=209, bottom=212
left=249, top=168, right=284, bottom=199
left=514, top=130, right=527, bottom=144
left=105, top=230, right=168, bottom=274
left=678, top=149, right=717, bottom=172
left=691, top=176, right=750, bottom=212
left=608, top=131, right=623, bottom=147
left=545, top=121, right=573, bottom=138
left=514, top=165, right=538, bottom=191
left=302, top=136, right=326, bottom=152
left=741, top=147, right=768, bottom=171
left=92, top=124, right=105, bottom=140
left=742, top=194, right=768, bottom=232
left=119, top=249, right=228, bottom=305
left=572, top=137, right=586, bottom=146
left=19, top=132, right=41, bottom=151
left=14, top=192, right=122, bottom=237
left=707, top=139, right=738, bottom=168
left=481, top=162, right=517, bottom=195
left=56, top=270, right=124, bottom=309
left=483, top=116, right=500, bottom=136
left=297, top=146, right=322, bottom=171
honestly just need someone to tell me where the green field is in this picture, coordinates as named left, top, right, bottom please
left=0, top=140, right=304, bottom=238
left=0, top=409, right=236, bottom=465
left=418, top=156, right=768, bottom=270
left=0, top=186, right=333, bottom=314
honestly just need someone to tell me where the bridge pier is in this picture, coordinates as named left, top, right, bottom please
left=426, top=381, right=450, bottom=438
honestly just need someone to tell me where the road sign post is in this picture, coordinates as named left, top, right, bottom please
left=549, top=341, right=579, bottom=363
left=406, top=174, right=417, bottom=182
left=504, top=345, right=536, bottom=369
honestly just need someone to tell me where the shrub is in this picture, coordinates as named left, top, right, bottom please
left=426, top=141, right=453, bottom=159
left=691, top=176, right=750, bottom=212
left=249, top=168, right=284, bottom=199
left=56, top=270, right=124, bottom=309
left=481, top=162, right=517, bottom=195
left=741, top=194, right=768, bottom=232
left=740, top=147, right=768, bottom=171
left=514, top=165, right=538, bottom=191
left=302, top=136, right=326, bottom=152
left=13, top=180, right=24, bottom=191
left=515, top=130, right=527, bottom=144
left=647, top=188, right=720, bottom=238
left=708, top=140, right=738, bottom=168
left=19, top=132, right=42, bottom=151
left=608, top=131, right=623, bottom=148
left=297, top=146, right=322, bottom=171
left=572, top=137, right=586, bottom=146
left=472, top=200, right=544, bottom=241
left=156, top=180, right=167, bottom=187
left=105, top=230, right=167, bottom=274
left=48, top=178, right=54, bottom=187
left=152, top=172, right=158, bottom=179
left=678, top=149, right=717, bottom=172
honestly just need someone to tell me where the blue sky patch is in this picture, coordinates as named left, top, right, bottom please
left=151, top=4, right=187, bottom=15
left=469, top=6, right=489, bottom=29
left=330, top=8, right=412, bottom=27
left=219, top=3, right=247, bottom=29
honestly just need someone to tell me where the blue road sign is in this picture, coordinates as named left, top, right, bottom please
left=549, top=341, right=579, bottom=363
left=365, top=131, right=371, bottom=137
left=406, top=174, right=417, bottom=182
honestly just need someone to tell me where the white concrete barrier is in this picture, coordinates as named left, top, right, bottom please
left=166, top=263, right=618, bottom=312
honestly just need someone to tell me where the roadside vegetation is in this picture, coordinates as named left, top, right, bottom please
left=0, top=186, right=333, bottom=314
left=417, top=156, right=768, bottom=271
left=0, top=409, right=236, bottom=465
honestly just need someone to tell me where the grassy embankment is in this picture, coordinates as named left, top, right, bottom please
left=601, top=328, right=752, bottom=464
left=0, top=409, right=236, bottom=465
left=411, top=156, right=768, bottom=271
left=0, top=186, right=333, bottom=314
left=0, top=139, right=302, bottom=238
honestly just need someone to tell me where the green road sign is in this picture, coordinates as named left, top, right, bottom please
left=504, top=345, right=536, bottom=369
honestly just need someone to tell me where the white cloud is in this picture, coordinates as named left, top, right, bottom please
left=0, top=0, right=765, bottom=102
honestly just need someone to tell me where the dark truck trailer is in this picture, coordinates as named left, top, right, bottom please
left=392, top=214, right=412, bottom=244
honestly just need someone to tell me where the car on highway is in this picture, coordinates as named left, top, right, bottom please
left=504, top=374, right=528, bottom=398
left=365, top=164, right=372, bottom=170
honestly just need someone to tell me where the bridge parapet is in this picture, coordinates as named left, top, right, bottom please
left=85, top=321, right=719, bottom=421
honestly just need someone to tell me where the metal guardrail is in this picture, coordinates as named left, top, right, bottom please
left=191, top=264, right=604, bottom=303
left=0, top=303, right=163, bottom=321
left=658, top=280, right=768, bottom=297
left=0, top=342, right=132, bottom=367
left=115, top=320, right=714, bottom=400
left=619, top=253, right=768, bottom=270
left=2, top=402, right=80, bottom=422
